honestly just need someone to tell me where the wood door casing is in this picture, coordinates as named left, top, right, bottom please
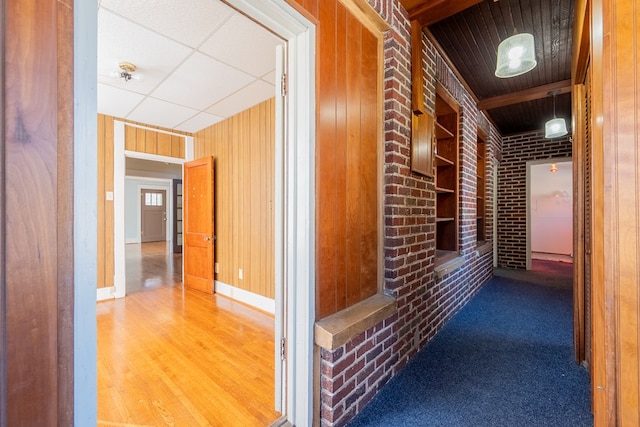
left=184, top=157, right=215, bottom=294
left=2, top=0, right=74, bottom=424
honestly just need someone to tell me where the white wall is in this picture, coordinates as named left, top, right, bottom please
left=530, top=161, right=573, bottom=256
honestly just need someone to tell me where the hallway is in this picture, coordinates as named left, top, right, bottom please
left=349, top=262, right=592, bottom=426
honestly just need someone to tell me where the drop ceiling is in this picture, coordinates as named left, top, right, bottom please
left=97, top=0, right=283, bottom=133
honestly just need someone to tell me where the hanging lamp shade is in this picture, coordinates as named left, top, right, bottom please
left=495, top=33, right=537, bottom=78
left=544, top=91, right=568, bottom=138
left=544, top=118, right=568, bottom=138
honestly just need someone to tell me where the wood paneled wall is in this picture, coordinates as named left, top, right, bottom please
left=125, top=124, right=186, bottom=158
left=97, top=114, right=115, bottom=289
left=578, top=0, right=640, bottom=424
left=303, top=0, right=384, bottom=319
left=194, top=99, right=275, bottom=299
left=2, top=0, right=74, bottom=424
left=96, top=115, right=188, bottom=290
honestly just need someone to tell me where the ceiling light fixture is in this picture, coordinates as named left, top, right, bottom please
left=495, top=33, right=537, bottom=78
left=544, top=90, right=568, bottom=138
left=549, top=163, right=558, bottom=173
left=117, top=61, right=137, bottom=82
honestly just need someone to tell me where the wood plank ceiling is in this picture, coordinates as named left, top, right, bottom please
left=402, top=0, right=575, bottom=135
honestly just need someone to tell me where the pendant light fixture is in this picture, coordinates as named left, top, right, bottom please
left=544, top=90, right=568, bottom=138
left=495, top=33, right=537, bottom=78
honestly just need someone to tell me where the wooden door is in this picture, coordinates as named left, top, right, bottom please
left=141, top=189, right=167, bottom=242
left=184, top=157, right=215, bottom=294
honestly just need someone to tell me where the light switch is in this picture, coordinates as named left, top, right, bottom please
left=106, top=191, right=114, bottom=201
left=238, top=269, right=243, bottom=280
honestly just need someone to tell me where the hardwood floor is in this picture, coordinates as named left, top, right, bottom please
left=98, top=242, right=280, bottom=426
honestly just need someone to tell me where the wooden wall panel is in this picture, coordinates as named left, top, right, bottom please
left=589, top=0, right=640, bottom=424
left=2, top=0, right=74, bottom=423
left=194, top=99, right=275, bottom=299
left=314, top=0, right=383, bottom=319
left=124, top=124, right=185, bottom=159
left=97, top=114, right=115, bottom=289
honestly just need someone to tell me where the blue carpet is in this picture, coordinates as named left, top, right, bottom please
left=348, top=275, right=593, bottom=427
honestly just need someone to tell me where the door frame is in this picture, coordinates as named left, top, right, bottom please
left=525, top=156, right=573, bottom=269
left=76, top=0, right=316, bottom=425
left=111, top=125, right=192, bottom=299
left=135, top=181, right=173, bottom=244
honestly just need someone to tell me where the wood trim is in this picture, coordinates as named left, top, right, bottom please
left=338, top=0, right=389, bottom=33
left=572, top=83, right=586, bottom=364
left=477, top=80, right=573, bottom=111
left=406, top=0, right=483, bottom=27
left=0, top=0, right=6, bottom=422
left=572, top=0, right=590, bottom=85
left=589, top=0, right=610, bottom=419
left=56, top=0, right=74, bottom=424
left=411, top=20, right=425, bottom=113
left=436, top=83, right=460, bottom=113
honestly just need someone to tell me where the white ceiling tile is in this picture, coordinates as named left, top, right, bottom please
left=97, top=8, right=191, bottom=95
left=99, top=0, right=234, bottom=48
left=206, top=80, right=276, bottom=118
left=261, top=69, right=276, bottom=85
left=127, top=98, right=199, bottom=130
left=200, top=13, right=282, bottom=77
left=175, top=112, right=225, bottom=133
left=151, top=52, right=255, bottom=111
left=97, top=83, right=145, bottom=119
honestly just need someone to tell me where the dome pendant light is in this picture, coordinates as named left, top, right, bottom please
left=544, top=91, right=568, bottom=138
left=495, top=33, right=537, bottom=78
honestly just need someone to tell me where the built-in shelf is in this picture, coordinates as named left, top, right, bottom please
left=435, top=120, right=454, bottom=139
left=435, top=154, right=454, bottom=166
left=476, top=132, right=486, bottom=243
left=436, top=186, right=455, bottom=193
left=435, top=85, right=460, bottom=255
left=437, top=217, right=455, bottom=222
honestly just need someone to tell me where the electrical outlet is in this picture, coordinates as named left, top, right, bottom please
left=238, top=268, right=243, bottom=279
left=215, top=263, right=219, bottom=274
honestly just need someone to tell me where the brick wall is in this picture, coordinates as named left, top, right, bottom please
left=318, top=1, right=499, bottom=425
left=497, top=131, right=572, bottom=268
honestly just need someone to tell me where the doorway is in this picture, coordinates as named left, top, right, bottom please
left=526, top=158, right=573, bottom=270
left=84, top=1, right=316, bottom=425
left=140, top=188, right=167, bottom=242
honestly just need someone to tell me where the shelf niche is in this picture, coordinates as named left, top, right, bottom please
left=477, top=130, right=486, bottom=244
left=434, top=85, right=460, bottom=259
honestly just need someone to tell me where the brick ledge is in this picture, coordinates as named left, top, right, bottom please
left=314, top=294, right=397, bottom=351
left=476, top=241, right=492, bottom=257
left=434, top=254, right=465, bottom=279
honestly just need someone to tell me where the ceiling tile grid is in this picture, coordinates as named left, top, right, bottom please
left=97, top=0, right=283, bottom=133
